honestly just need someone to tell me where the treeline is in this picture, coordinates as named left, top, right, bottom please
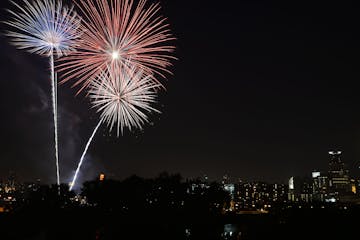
left=20, top=172, right=229, bottom=215
left=0, top=173, right=230, bottom=240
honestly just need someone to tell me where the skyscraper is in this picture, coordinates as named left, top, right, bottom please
left=288, top=177, right=295, bottom=201
left=312, top=171, right=328, bottom=202
left=328, top=151, right=351, bottom=196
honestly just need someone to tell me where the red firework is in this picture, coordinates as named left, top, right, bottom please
left=58, top=0, right=176, bottom=92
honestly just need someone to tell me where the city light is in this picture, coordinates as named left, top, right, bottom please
left=312, top=171, right=320, bottom=178
left=99, top=173, right=105, bottom=181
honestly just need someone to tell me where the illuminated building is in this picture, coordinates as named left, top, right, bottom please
left=287, top=176, right=313, bottom=203
left=222, top=175, right=235, bottom=211
left=222, top=174, right=230, bottom=185
left=288, top=177, right=295, bottom=201
left=350, top=179, right=356, bottom=194
left=271, top=183, right=287, bottom=203
left=186, top=177, right=209, bottom=195
left=328, top=151, right=351, bottom=196
left=300, top=181, right=312, bottom=203
left=312, top=171, right=329, bottom=202
left=234, top=181, right=287, bottom=212
left=99, top=173, right=105, bottom=181
left=312, top=171, right=320, bottom=178
left=3, top=171, right=17, bottom=193
left=223, top=184, right=235, bottom=197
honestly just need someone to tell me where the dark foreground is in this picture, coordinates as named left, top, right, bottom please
left=1, top=206, right=359, bottom=240
left=1, top=176, right=359, bottom=240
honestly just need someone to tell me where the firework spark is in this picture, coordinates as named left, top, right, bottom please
left=58, top=0, right=175, bottom=92
left=5, top=0, right=81, bottom=190
left=69, top=66, right=160, bottom=190
left=89, top=66, right=160, bottom=136
left=6, top=0, right=81, bottom=57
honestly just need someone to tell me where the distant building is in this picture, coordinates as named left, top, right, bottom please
left=288, top=176, right=313, bottom=203
left=99, top=173, right=105, bottom=181
left=312, top=171, right=329, bottom=202
left=328, top=151, right=351, bottom=197
left=288, top=177, right=295, bottom=201
left=271, top=183, right=287, bottom=203
left=222, top=174, right=230, bottom=185
left=350, top=179, right=357, bottom=194
left=300, top=181, right=313, bottom=203
left=223, top=184, right=235, bottom=198
left=220, top=174, right=235, bottom=211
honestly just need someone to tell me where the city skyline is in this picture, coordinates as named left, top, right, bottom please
left=1, top=0, right=360, bottom=184
left=1, top=150, right=359, bottom=209
left=1, top=149, right=358, bottom=185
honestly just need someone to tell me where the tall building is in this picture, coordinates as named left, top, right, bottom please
left=288, top=177, right=295, bottom=201
left=287, top=176, right=313, bottom=203
left=4, top=171, right=17, bottom=193
left=312, top=171, right=328, bottom=202
left=328, top=151, right=351, bottom=196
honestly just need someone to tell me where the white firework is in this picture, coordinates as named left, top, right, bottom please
left=69, top=67, right=160, bottom=191
left=89, top=67, right=160, bottom=136
left=5, top=0, right=81, bottom=57
left=5, top=0, right=81, bottom=191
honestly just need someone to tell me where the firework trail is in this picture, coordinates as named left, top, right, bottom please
left=69, top=119, right=102, bottom=191
left=58, top=0, right=175, bottom=93
left=69, top=66, right=160, bottom=190
left=50, top=51, right=60, bottom=189
left=5, top=0, right=81, bottom=191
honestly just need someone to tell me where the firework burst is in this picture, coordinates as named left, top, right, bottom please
left=5, top=0, right=81, bottom=57
left=58, top=0, right=175, bottom=92
left=69, top=66, right=159, bottom=190
left=89, top=66, right=160, bottom=136
left=5, top=0, right=81, bottom=190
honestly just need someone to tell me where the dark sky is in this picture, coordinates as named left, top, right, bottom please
left=1, top=0, right=360, bottom=186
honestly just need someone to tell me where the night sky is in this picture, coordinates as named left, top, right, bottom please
left=1, top=0, right=360, bottom=186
